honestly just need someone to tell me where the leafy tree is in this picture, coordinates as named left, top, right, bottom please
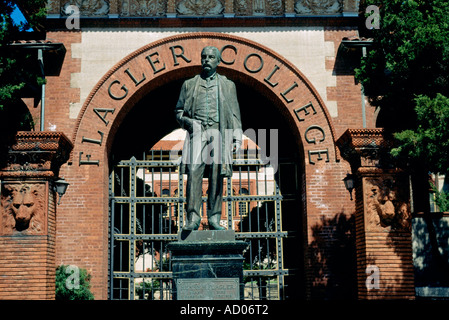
left=391, top=94, right=449, bottom=175
left=0, top=0, right=47, bottom=108
left=356, top=0, right=449, bottom=211
left=356, top=0, right=449, bottom=288
left=0, top=0, right=46, bottom=165
left=391, top=94, right=449, bottom=211
left=55, top=265, right=95, bottom=300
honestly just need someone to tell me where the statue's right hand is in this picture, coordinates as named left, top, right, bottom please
left=183, top=118, right=194, bottom=133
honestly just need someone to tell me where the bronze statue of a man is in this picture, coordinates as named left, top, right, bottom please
left=175, top=46, right=242, bottom=231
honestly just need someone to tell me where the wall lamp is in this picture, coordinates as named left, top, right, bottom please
left=343, top=173, right=355, bottom=201
left=54, top=177, right=70, bottom=205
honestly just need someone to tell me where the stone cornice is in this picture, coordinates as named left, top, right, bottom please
left=1, top=131, right=73, bottom=179
left=336, top=128, right=398, bottom=171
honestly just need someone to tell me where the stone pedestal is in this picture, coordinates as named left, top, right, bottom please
left=168, top=230, right=247, bottom=300
left=337, top=129, right=415, bottom=300
left=0, top=131, right=72, bottom=300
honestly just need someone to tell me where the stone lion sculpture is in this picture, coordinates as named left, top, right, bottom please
left=366, top=178, right=411, bottom=231
left=1, top=183, right=46, bottom=235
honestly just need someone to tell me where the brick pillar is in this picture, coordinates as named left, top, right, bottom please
left=337, top=129, right=415, bottom=299
left=0, top=131, right=72, bottom=300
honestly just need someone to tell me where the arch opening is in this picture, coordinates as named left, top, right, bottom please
left=108, top=70, right=306, bottom=300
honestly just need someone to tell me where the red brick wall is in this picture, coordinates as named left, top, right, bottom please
left=42, top=31, right=81, bottom=134
left=324, top=27, right=377, bottom=137
left=0, top=182, right=56, bottom=300
left=356, top=175, right=415, bottom=299
left=39, top=31, right=109, bottom=300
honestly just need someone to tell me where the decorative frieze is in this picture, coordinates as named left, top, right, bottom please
left=234, top=0, right=283, bottom=16
left=177, top=0, right=224, bottom=16
left=52, top=0, right=358, bottom=17
left=295, top=0, right=342, bottom=15
left=61, top=0, right=110, bottom=16
left=121, top=0, right=167, bottom=17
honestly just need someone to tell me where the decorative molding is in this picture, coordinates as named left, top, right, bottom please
left=336, top=128, right=397, bottom=171
left=121, top=0, right=167, bottom=16
left=176, top=0, right=224, bottom=15
left=235, top=0, right=283, bottom=16
left=49, top=0, right=358, bottom=17
left=61, top=0, right=110, bottom=16
left=295, top=0, right=342, bottom=15
left=1, top=132, right=73, bottom=179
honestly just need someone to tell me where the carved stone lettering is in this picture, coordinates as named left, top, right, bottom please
left=73, top=33, right=340, bottom=169
left=280, top=82, right=299, bottom=103
left=79, top=152, right=100, bottom=166
left=308, top=149, right=329, bottom=164
left=264, top=64, right=280, bottom=88
left=1, top=183, right=46, bottom=235
left=220, top=44, right=237, bottom=65
left=304, top=125, right=325, bottom=144
left=294, top=102, right=317, bottom=121
left=82, top=131, right=104, bottom=146
left=108, top=80, right=129, bottom=100
left=170, top=45, right=192, bottom=66
left=124, top=68, right=146, bottom=86
left=177, top=278, right=239, bottom=300
left=93, top=108, right=115, bottom=126
left=146, top=51, right=166, bottom=74
left=243, top=53, right=264, bottom=73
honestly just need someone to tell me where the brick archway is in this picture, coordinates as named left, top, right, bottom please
left=71, top=32, right=339, bottom=166
left=64, top=32, right=345, bottom=299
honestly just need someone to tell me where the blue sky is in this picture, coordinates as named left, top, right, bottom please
left=10, top=3, right=33, bottom=31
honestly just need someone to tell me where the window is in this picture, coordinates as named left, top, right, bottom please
left=238, top=188, right=249, bottom=217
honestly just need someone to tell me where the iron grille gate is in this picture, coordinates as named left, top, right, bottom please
left=109, top=151, right=290, bottom=300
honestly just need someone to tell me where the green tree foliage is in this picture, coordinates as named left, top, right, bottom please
left=391, top=94, right=449, bottom=211
left=0, top=0, right=47, bottom=108
left=356, top=0, right=449, bottom=130
left=356, top=0, right=449, bottom=210
left=0, top=1, right=46, bottom=164
left=55, top=265, right=95, bottom=300
left=391, top=94, right=449, bottom=175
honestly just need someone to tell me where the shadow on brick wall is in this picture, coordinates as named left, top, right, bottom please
left=413, top=214, right=449, bottom=299
left=308, top=211, right=357, bottom=299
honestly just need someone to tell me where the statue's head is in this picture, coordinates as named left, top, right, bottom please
left=201, top=46, right=221, bottom=74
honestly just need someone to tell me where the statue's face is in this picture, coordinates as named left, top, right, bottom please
left=201, top=47, right=219, bottom=73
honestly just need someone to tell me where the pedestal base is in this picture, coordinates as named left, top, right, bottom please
left=168, top=230, right=247, bottom=300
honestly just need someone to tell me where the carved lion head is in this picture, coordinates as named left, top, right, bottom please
left=1, top=183, right=45, bottom=235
